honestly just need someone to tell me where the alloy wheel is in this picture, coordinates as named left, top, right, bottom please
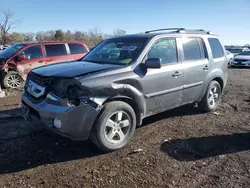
left=208, top=85, right=220, bottom=108
left=104, top=111, right=131, bottom=144
left=7, top=74, right=22, bottom=88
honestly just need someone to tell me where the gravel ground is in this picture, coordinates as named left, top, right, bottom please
left=0, top=68, right=249, bottom=188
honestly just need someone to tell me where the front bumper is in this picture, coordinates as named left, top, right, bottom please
left=231, top=60, right=250, bottom=67
left=22, top=93, right=101, bottom=141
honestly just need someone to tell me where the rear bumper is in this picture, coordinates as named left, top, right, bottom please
left=22, top=93, right=101, bottom=140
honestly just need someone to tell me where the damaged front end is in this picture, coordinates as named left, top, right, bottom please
left=22, top=72, right=103, bottom=140
left=49, top=78, right=101, bottom=109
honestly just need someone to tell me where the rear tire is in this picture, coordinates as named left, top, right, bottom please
left=90, top=101, right=136, bottom=152
left=3, top=71, right=24, bottom=89
left=198, top=81, right=222, bottom=112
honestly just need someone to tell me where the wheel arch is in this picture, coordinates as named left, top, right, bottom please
left=198, top=74, right=225, bottom=102
left=212, top=77, right=224, bottom=92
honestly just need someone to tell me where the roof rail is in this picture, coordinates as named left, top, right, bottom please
left=145, top=28, right=185, bottom=33
left=145, top=28, right=212, bottom=34
left=184, top=29, right=213, bottom=34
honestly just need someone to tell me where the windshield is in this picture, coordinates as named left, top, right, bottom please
left=0, top=44, right=26, bottom=58
left=238, top=51, right=250, bottom=56
left=83, top=38, right=148, bottom=65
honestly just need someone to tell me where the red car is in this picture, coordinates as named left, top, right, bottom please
left=0, top=41, right=89, bottom=88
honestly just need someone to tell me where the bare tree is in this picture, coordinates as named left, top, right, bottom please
left=0, top=9, right=19, bottom=44
left=54, top=29, right=64, bottom=41
left=23, top=33, right=35, bottom=42
left=10, top=32, right=23, bottom=43
left=87, top=27, right=104, bottom=46
left=113, top=28, right=126, bottom=36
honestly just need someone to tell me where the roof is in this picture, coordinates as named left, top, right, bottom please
left=110, top=33, right=158, bottom=40
left=15, top=41, right=87, bottom=46
left=110, top=29, right=216, bottom=40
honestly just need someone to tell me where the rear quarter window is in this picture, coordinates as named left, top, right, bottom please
left=68, top=43, right=88, bottom=54
left=45, top=44, right=67, bottom=57
left=208, top=38, right=224, bottom=58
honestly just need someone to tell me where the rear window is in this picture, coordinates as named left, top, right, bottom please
left=208, top=38, right=224, bottom=58
left=45, top=44, right=67, bottom=57
left=182, top=38, right=206, bottom=61
left=68, top=43, right=88, bottom=54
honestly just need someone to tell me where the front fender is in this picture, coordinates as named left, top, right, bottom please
left=92, top=83, right=146, bottom=116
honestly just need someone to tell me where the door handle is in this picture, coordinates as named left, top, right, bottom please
left=203, top=65, right=209, bottom=71
left=38, top=60, right=44, bottom=63
left=172, top=71, right=182, bottom=77
left=47, top=59, right=53, bottom=62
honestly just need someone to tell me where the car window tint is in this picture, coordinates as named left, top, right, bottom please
left=182, top=38, right=204, bottom=61
left=147, top=38, right=177, bottom=64
left=208, top=38, right=224, bottom=58
left=83, top=38, right=147, bottom=65
left=45, top=44, right=67, bottom=57
left=20, top=45, right=42, bottom=60
left=68, top=43, right=88, bottom=54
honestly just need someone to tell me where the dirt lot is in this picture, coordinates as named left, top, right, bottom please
left=0, top=68, right=249, bottom=188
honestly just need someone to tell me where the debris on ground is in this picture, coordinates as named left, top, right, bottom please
left=212, top=112, right=220, bottom=115
left=0, top=69, right=250, bottom=188
left=129, top=148, right=144, bottom=155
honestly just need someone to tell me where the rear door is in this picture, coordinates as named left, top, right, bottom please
left=68, top=43, right=89, bottom=60
left=16, top=44, right=45, bottom=78
left=44, top=43, right=73, bottom=65
left=180, top=37, right=209, bottom=104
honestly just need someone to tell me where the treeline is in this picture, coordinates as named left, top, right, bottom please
left=225, top=45, right=249, bottom=48
left=6, top=28, right=127, bottom=47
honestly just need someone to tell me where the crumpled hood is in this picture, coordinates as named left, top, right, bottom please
left=32, top=61, right=122, bottom=77
left=234, top=55, right=250, bottom=60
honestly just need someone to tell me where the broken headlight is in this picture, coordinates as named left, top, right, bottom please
left=50, top=78, right=96, bottom=107
left=67, top=85, right=81, bottom=106
left=67, top=87, right=98, bottom=108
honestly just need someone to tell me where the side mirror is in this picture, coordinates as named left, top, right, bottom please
left=16, top=54, right=26, bottom=61
left=145, top=58, right=161, bottom=69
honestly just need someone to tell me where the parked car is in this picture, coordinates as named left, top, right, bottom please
left=0, top=41, right=89, bottom=88
left=22, top=28, right=228, bottom=152
left=226, top=47, right=243, bottom=56
left=231, top=51, right=250, bottom=67
left=242, top=47, right=250, bottom=52
left=0, top=44, right=11, bottom=51
left=226, top=50, right=234, bottom=65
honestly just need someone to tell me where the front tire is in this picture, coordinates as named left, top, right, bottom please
left=198, top=81, right=222, bottom=112
left=3, top=71, right=24, bottom=89
left=90, top=101, right=136, bottom=152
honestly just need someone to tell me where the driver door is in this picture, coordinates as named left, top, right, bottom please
left=140, top=37, right=184, bottom=116
left=16, top=45, right=45, bottom=78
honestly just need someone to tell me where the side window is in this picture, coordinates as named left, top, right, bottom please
left=20, top=45, right=42, bottom=60
left=147, top=38, right=178, bottom=64
left=208, top=38, right=224, bottom=58
left=68, top=43, right=88, bottom=54
left=182, top=38, right=205, bottom=61
left=45, top=44, right=67, bottom=57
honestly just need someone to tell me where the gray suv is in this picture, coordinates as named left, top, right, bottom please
left=22, top=28, right=228, bottom=151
